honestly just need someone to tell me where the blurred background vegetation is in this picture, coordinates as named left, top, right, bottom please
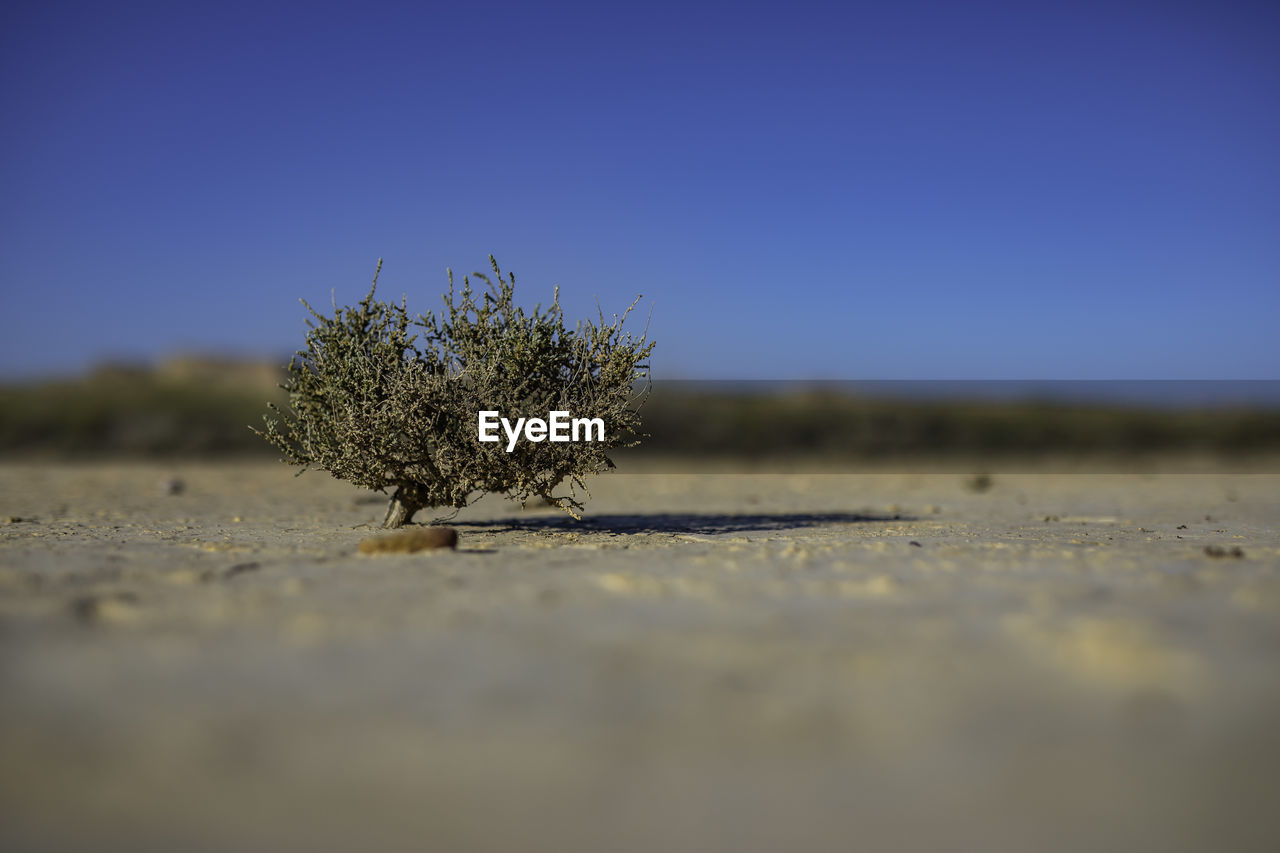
left=2, top=358, right=1277, bottom=462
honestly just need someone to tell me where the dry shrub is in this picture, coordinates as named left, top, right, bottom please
left=257, top=256, right=653, bottom=526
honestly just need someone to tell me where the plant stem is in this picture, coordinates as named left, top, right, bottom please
left=382, top=487, right=420, bottom=528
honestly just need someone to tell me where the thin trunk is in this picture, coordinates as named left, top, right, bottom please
left=382, top=487, right=420, bottom=528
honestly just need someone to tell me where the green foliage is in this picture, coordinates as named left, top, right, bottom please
left=256, top=257, right=654, bottom=526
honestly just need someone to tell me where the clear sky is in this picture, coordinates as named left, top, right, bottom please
left=2, top=0, right=1277, bottom=380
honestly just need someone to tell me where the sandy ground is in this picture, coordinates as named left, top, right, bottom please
left=1, top=460, right=1279, bottom=852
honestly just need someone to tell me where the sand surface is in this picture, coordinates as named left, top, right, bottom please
left=2, top=461, right=1279, bottom=852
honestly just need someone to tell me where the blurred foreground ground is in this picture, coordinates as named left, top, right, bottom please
left=2, top=460, right=1279, bottom=852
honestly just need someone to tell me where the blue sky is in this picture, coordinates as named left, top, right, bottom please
left=2, top=0, right=1277, bottom=380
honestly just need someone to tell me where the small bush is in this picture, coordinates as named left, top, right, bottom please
left=257, top=256, right=654, bottom=526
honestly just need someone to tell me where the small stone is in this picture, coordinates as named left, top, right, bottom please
left=163, top=569, right=202, bottom=585
left=160, top=477, right=185, bottom=496
left=965, top=473, right=993, bottom=493
left=1203, top=545, right=1244, bottom=559
left=202, top=562, right=262, bottom=581
left=358, top=526, right=458, bottom=554
left=71, top=592, right=142, bottom=625
left=225, top=561, right=261, bottom=578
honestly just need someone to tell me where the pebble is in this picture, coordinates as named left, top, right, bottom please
left=71, top=592, right=142, bottom=625
left=358, top=527, right=458, bottom=554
